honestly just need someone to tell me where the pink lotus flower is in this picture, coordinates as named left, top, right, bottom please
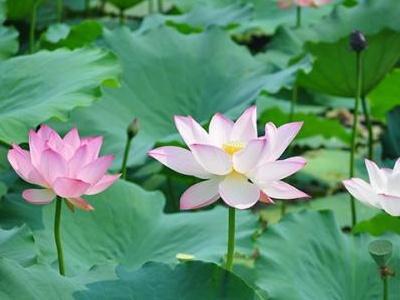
left=343, top=159, right=400, bottom=216
left=148, top=106, right=309, bottom=210
left=8, top=125, right=120, bottom=211
left=278, top=0, right=331, bottom=9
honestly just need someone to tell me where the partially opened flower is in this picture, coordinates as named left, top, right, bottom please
left=149, top=106, right=308, bottom=211
left=8, top=125, right=120, bottom=276
left=8, top=125, right=120, bottom=211
left=343, top=159, right=400, bottom=216
left=278, top=0, right=331, bottom=9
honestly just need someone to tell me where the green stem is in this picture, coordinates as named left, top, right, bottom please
left=157, top=0, right=163, bottom=13
left=279, top=84, right=298, bottom=217
left=56, top=0, right=63, bottom=22
left=361, top=96, right=373, bottom=160
left=383, top=276, right=388, bottom=300
left=296, top=6, right=301, bottom=28
left=349, top=51, right=363, bottom=227
left=85, top=0, right=90, bottom=13
left=119, top=9, right=125, bottom=24
left=148, top=0, right=154, bottom=14
left=54, top=197, right=65, bottom=276
left=289, top=84, right=298, bottom=122
left=29, top=1, right=39, bottom=53
left=121, top=136, right=132, bottom=179
left=226, top=207, right=236, bottom=271
left=99, top=0, right=106, bottom=13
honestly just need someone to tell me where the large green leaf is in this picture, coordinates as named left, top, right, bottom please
left=299, top=149, right=366, bottom=190
left=0, top=48, right=120, bottom=145
left=0, top=259, right=263, bottom=300
left=0, top=225, right=38, bottom=266
left=239, top=0, right=337, bottom=35
left=354, top=213, right=400, bottom=236
left=79, top=261, right=265, bottom=299
left=265, top=0, right=400, bottom=90
left=382, top=107, right=400, bottom=159
left=0, top=180, right=258, bottom=275
left=69, top=26, right=311, bottom=167
left=257, top=95, right=351, bottom=146
left=0, top=0, right=18, bottom=60
left=260, top=193, right=379, bottom=227
left=240, top=210, right=400, bottom=299
left=40, top=21, right=103, bottom=50
left=0, top=26, right=18, bottom=59
left=369, top=69, right=400, bottom=121
left=298, top=29, right=400, bottom=97
left=169, top=0, right=337, bottom=35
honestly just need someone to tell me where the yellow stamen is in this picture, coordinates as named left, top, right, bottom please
left=222, top=141, right=245, bottom=155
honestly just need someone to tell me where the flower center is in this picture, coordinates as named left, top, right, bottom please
left=222, top=141, right=245, bottom=155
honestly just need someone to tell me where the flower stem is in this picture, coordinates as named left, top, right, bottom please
left=289, top=84, right=298, bottom=122
left=157, top=0, right=163, bottom=13
left=296, top=6, right=301, bottom=28
left=85, top=0, right=90, bottom=16
left=226, top=207, right=236, bottom=271
left=29, top=1, right=40, bottom=53
left=54, top=197, right=65, bottom=276
left=280, top=84, right=298, bottom=217
left=349, top=51, right=363, bottom=227
left=121, top=135, right=132, bottom=179
left=148, top=0, right=154, bottom=14
left=383, top=276, right=388, bottom=300
left=361, top=95, right=373, bottom=160
left=119, top=8, right=125, bottom=24
left=56, top=0, right=63, bottom=22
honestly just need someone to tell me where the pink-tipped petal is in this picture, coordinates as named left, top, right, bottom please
left=219, top=173, right=260, bottom=209
left=259, top=192, right=274, bottom=204
left=180, top=178, right=221, bottom=210
left=261, top=122, right=302, bottom=163
left=53, top=177, right=90, bottom=198
left=22, top=189, right=55, bottom=204
left=148, top=146, right=211, bottom=179
left=38, top=149, right=68, bottom=185
left=174, top=116, right=211, bottom=146
left=251, top=156, right=306, bottom=183
left=29, top=130, right=46, bottom=168
left=233, top=138, right=265, bottom=174
left=273, top=122, right=302, bottom=159
left=85, top=174, right=120, bottom=195
left=230, top=106, right=257, bottom=143
left=8, top=145, right=46, bottom=186
left=81, top=136, right=103, bottom=161
left=380, top=194, right=400, bottom=216
left=209, top=113, right=234, bottom=147
left=261, top=181, right=309, bottom=200
left=37, top=124, right=58, bottom=140
left=66, top=197, right=94, bottom=211
left=259, top=122, right=277, bottom=163
left=63, top=128, right=81, bottom=150
left=47, top=130, right=77, bottom=160
left=78, top=155, right=114, bottom=184
left=68, top=145, right=89, bottom=177
left=190, top=144, right=232, bottom=176
left=365, top=159, right=387, bottom=192
left=342, top=178, right=381, bottom=208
